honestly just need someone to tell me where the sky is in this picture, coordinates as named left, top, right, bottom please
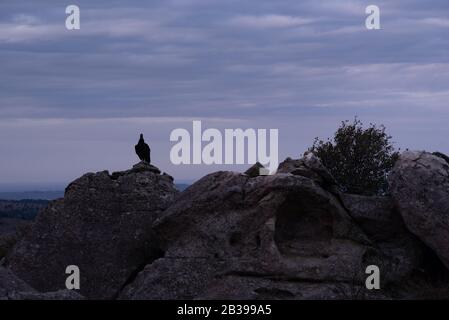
left=0, top=0, right=449, bottom=189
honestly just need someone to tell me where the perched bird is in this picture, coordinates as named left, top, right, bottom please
left=135, top=133, right=151, bottom=163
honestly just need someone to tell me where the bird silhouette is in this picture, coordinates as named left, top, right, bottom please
left=135, top=134, right=151, bottom=163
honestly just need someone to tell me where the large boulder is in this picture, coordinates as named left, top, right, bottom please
left=389, top=151, right=449, bottom=269
left=5, top=162, right=178, bottom=299
left=120, top=158, right=424, bottom=300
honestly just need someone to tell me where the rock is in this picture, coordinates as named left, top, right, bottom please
left=389, top=151, right=449, bottom=269
left=277, top=153, right=338, bottom=190
left=162, top=172, right=174, bottom=182
left=130, top=161, right=161, bottom=174
left=0, top=266, right=85, bottom=300
left=0, top=218, right=31, bottom=259
left=3, top=153, right=447, bottom=300
left=433, top=152, right=449, bottom=164
left=340, top=194, right=425, bottom=281
left=8, top=289, right=85, bottom=300
left=340, top=194, right=400, bottom=240
left=5, top=163, right=178, bottom=299
left=0, top=266, right=34, bottom=299
left=244, top=162, right=265, bottom=178
left=120, top=168, right=421, bottom=300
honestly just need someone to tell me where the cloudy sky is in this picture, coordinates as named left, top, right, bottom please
left=0, top=0, right=448, bottom=189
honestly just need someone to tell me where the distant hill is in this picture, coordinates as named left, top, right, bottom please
left=0, top=200, right=49, bottom=220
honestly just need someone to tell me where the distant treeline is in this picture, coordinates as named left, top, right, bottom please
left=0, top=191, right=64, bottom=201
left=0, top=200, right=49, bottom=220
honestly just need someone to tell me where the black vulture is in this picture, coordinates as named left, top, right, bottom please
left=135, top=133, right=151, bottom=163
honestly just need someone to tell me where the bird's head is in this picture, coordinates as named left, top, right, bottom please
left=140, top=133, right=144, bottom=140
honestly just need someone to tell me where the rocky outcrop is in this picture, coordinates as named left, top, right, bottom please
left=3, top=153, right=449, bottom=300
left=119, top=164, right=430, bottom=299
left=5, top=162, right=178, bottom=299
left=389, top=151, right=449, bottom=269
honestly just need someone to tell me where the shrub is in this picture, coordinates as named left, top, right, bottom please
left=310, top=118, right=399, bottom=195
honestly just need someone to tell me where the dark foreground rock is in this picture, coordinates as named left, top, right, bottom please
left=3, top=153, right=449, bottom=300
left=389, top=151, right=449, bottom=269
left=340, top=194, right=425, bottom=282
left=119, top=159, right=439, bottom=300
left=0, top=218, right=30, bottom=259
left=0, top=266, right=84, bottom=300
left=5, top=162, right=178, bottom=299
left=0, top=266, right=34, bottom=299
left=7, top=289, right=84, bottom=300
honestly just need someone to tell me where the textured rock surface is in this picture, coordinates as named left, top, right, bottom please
left=0, top=218, right=30, bottom=259
left=7, top=289, right=85, bottom=300
left=433, top=152, right=449, bottom=164
left=0, top=266, right=84, bottom=300
left=6, top=162, right=178, bottom=299
left=277, top=153, right=338, bottom=190
left=0, top=266, right=34, bottom=299
left=120, top=164, right=428, bottom=299
left=389, top=151, right=449, bottom=269
left=340, top=194, right=424, bottom=281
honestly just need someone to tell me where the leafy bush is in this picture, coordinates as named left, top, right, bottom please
left=310, top=118, right=399, bottom=195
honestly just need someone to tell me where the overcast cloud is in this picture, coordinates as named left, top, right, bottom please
left=0, top=0, right=448, bottom=187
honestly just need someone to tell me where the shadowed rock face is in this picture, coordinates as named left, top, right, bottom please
left=389, top=151, right=449, bottom=269
left=340, top=194, right=425, bottom=283
left=0, top=266, right=34, bottom=299
left=0, top=266, right=84, bottom=300
left=0, top=218, right=30, bottom=259
left=5, top=162, right=178, bottom=299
